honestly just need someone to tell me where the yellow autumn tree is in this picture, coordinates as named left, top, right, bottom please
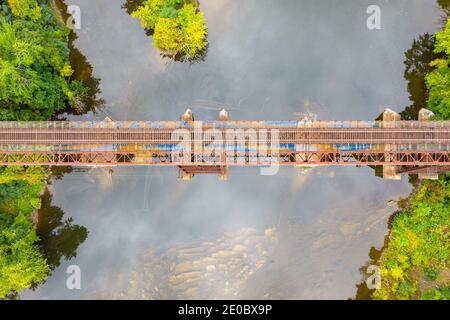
left=7, top=0, right=42, bottom=21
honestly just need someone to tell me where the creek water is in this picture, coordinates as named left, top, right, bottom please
left=23, top=0, right=441, bottom=299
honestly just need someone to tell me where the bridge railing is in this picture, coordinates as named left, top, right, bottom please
left=1, top=120, right=450, bottom=129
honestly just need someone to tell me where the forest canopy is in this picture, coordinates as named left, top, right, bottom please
left=0, top=0, right=87, bottom=120
left=6, top=0, right=42, bottom=21
left=0, top=0, right=88, bottom=298
left=370, top=10, right=450, bottom=300
left=373, top=177, right=450, bottom=300
left=426, top=19, right=450, bottom=119
left=0, top=166, right=49, bottom=298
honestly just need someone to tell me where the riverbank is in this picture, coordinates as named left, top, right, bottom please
left=361, top=10, right=450, bottom=300
left=373, top=178, right=450, bottom=299
left=0, top=166, right=48, bottom=298
left=0, top=0, right=90, bottom=298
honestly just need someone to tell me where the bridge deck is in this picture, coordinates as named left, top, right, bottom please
left=1, top=127, right=450, bottom=144
left=1, top=120, right=450, bottom=167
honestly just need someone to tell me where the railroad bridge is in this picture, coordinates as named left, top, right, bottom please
left=1, top=108, right=449, bottom=180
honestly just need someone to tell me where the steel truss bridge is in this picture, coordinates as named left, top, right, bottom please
left=0, top=108, right=449, bottom=179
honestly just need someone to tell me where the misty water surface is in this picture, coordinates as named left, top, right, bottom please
left=23, top=0, right=441, bottom=299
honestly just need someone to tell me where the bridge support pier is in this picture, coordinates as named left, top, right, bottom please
left=218, top=110, right=229, bottom=180
left=381, top=108, right=401, bottom=125
left=380, top=108, right=402, bottom=180
left=178, top=165, right=228, bottom=181
left=418, top=171, right=439, bottom=180
left=415, top=109, right=438, bottom=180
left=219, top=109, right=229, bottom=121
left=179, top=169, right=194, bottom=181
left=382, top=165, right=402, bottom=180
left=219, top=166, right=229, bottom=181
left=181, top=109, right=194, bottom=121
left=419, top=108, right=435, bottom=121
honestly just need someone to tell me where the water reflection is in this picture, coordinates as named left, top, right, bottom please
left=438, top=0, right=450, bottom=21
left=36, top=188, right=89, bottom=273
left=22, top=166, right=412, bottom=299
left=400, top=34, right=443, bottom=120
left=354, top=0, right=449, bottom=295
left=122, top=0, right=144, bottom=15
left=354, top=175, right=420, bottom=299
left=67, top=39, right=105, bottom=115
left=354, top=26, right=441, bottom=300
left=23, top=0, right=441, bottom=299
left=52, top=0, right=104, bottom=117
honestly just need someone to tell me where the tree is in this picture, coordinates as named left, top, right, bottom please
left=130, top=0, right=208, bottom=60
left=0, top=14, right=88, bottom=120
left=177, top=4, right=207, bottom=58
left=372, top=177, right=450, bottom=300
left=0, top=212, right=49, bottom=297
left=426, top=19, right=450, bottom=119
left=6, top=0, right=42, bottom=21
left=401, top=34, right=442, bottom=120
left=0, top=0, right=92, bottom=298
left=153, top=17, right=183, bottom=53
left=131, top=0, right=169, bottom=30
left=0, top=166, right=49, bottom=298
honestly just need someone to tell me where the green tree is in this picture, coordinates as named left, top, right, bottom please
left=0, top=166, right=49, bottom=298
left=0, top=0, right=92, bottom=298
left=373, top=177, right=450, bottom=300
left=420, top=286, right=450, bottom=300
left=401, top=34, right=442, bottom=120
left=0, top=212, right=49, bottom=297
left=0, top=13, right=87, bottom=120
left=131, top=0, right=169, bottom=30
left=177, top=4, right=207, bottom=58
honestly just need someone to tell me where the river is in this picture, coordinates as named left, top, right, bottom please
left=23, top=0, right=441, bottom=299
